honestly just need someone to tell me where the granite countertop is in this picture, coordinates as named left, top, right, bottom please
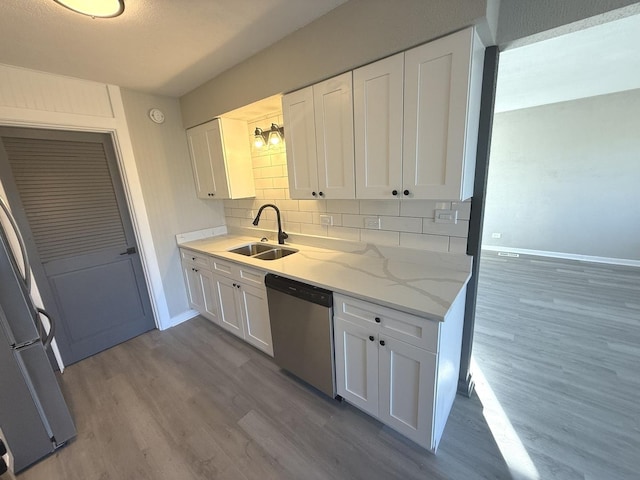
left=179, top=234, right=472, bottom=322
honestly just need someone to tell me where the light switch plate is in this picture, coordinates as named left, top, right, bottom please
left=364, top=216, right=381, bottom=229
left=434, top=209, right=458, bottom=224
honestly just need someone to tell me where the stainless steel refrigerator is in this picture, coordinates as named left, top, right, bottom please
left=0, top=196, right=75, bottom=473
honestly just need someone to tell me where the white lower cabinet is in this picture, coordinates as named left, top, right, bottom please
left=334, top=292, right=465, bottom=451
left=180, top=249, right=274, bottom=357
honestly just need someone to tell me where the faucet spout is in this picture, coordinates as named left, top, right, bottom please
left=252, top=204, right=288, bottom=245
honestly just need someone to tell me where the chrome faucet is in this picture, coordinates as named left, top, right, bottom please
left=252, top=204, right=288, bottom=245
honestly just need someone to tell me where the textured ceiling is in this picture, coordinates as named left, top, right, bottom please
left=0, top=0, right=347, bottom=97
left=496, top=13, right=640, bottom=112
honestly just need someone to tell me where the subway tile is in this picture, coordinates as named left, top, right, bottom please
left=274, top=199, right=299, bottom=211
left=379, top=216, right=422, bottom=233
left=272, top=176, right=289, bottom=189
left=300, top=223, right=328, bottom=236
left=399, top=233, right=449, bottom=252
left=262, top=188, right=287, bottom=200
left=451, top=200, right=472, bottom=221
left=449, top=237, right=468, bottom=253
left=327, top=226, right=360, bottom=241
left=254, top=178, right=273, bottom=189
left=235, top=199, right=258, bottom=209
left=326, top=199, right=360, bottom=214
left=400, top=200, right=451, bottom=218
left=422, top=219, right=469, bottom=238
left=342, top=214, right=365, bottom=228
left=360, top=229, right=400, bottom=246
left=298, top=200, right=327, bottom=213
left=271, top=152, right=287, bottom=166
left=359, top=200, right=400, bottom=216
left=284, top=211, right=314, bottom=224
left=224, top=207, right=234, bottom=217
left=225, top=217, right=242, bottom=227
left=264, top=165, right=286, bottom=178
left=282, top=221, right=301, bottom=233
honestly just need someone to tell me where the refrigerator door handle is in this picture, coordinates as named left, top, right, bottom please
left=36, top=308, right=55, bottom=348
left=0, top=196, right=31, bottom=292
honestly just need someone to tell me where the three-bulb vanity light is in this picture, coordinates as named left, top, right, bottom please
left=254, top=123, right=285, bottom=148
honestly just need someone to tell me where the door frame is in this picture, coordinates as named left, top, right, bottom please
left=0, top=85, right=171, bottom=367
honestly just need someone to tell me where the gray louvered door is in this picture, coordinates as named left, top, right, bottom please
left=0, top=128, right=155, bottom=364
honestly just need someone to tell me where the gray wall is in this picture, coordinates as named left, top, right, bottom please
left=497, top=0, right=640, bottom=47
left=180, top=0, right=494, bottom=128
left=120, top=90, right=226, bottom=318
left=482, top=89, right=640, bottom=261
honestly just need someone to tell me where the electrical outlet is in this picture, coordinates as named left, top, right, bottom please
left=320, top=214, right=333, bottom=226
left=491, top=232, right=502, bottom=239
left=364, top=216, right=381, bottom=229
left=434, top=209, right=458, bottom=224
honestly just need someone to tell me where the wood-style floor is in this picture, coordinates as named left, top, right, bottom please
left=12, top=253, right=639, bottom=479
left=473, top=252, right=640, bottom=480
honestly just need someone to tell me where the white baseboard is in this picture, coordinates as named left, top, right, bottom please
left=481, top=245, right=640, bottom=268
left=160, top=309, right=199, bottom=330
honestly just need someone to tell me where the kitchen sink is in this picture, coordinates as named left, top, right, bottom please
left=252, top=247, right=298, bottom=261
left=228, top=242, right=298, bottom=260
left=228, top=243, right=274, bottom=256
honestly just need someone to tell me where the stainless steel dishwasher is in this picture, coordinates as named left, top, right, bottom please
left=265, top=274, right=336, bottom=398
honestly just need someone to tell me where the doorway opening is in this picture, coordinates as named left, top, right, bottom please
left=472, top=14, right=640, bottom=480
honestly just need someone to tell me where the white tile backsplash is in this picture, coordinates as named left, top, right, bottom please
left=222, top=110, right=469, bottom=254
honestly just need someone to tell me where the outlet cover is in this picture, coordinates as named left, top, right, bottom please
left=320, top=214, right=333, bottom=226
left=364, top=216, right=381, bottom=229
left=434, top=209, right=458, bottom=224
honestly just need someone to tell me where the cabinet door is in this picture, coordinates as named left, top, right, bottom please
left=212, top=274, right=245, bottom=338
left=282, top=87, right=319, bottom=199
left=314, top=72, right=355, bottom=199
left=199, top=268, right=220, bottom=325
left=186, top=119, right=230, bottom=199
left=378, top=335, right=436, bottom=449
left=237, top=283, right=273, bottom=356
left=353, top=53, right=404, bottom=199
left=403, top=27, right=476, bottom=200
left=334, top=317, right=379, bottom=416
left=182, top=262, right=204, bottom=312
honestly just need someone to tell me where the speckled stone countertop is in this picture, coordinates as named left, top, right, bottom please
left=179, top=234, right=472, bottom=322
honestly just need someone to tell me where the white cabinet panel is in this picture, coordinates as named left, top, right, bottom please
left=238, top=283, right=273, bottom=356
left=314, top=72, right=355, bottom=199
left=213, top=274, right=245, bottom=338
left=353, top=53, right=404, bottom=199
left=378, top=335, right=436, bottom=448
left=334, top=317, right=379, bottom=416
left=199, top=268, right=219, bottom=325
left=186, top=118, right=255, bottom=200
left=282, top=87, right=318, bottom=199
left=182, top=262, right=204, bottom=312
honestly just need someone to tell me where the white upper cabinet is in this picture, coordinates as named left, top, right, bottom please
left=353, top=53, right=404, bottom=199
left=283, top=72, right=355, bottom=199
left=186, top=117, right=255, bottom=200
left=403, top=27, right=483, bottom=200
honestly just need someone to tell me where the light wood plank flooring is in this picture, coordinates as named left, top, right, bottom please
left=474, top=252, right=640, bottom=480
left=15, top=316, right=511, bottom=479
left=12, top=253, right=639, bottom=479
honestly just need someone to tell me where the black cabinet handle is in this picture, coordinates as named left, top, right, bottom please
left=232, top=283, right=236, bottom=287
left=379, top=340, right=385, bottom=346
left=237, top=284, right=241, bottom=289
left=403, top=189, right=410, bottom=196
left=369, top=335, right=374, bottom=342
left=392, top=190, right=398, bottom=196
left=319, top=191, right=324, bottom=197
left=192, top=257, right=196, bottom=261
left=312, top=191, right=317, bottom=197
left=375, top=317, right=381, bottom=323
left=194, top=269, right=198, bottom=273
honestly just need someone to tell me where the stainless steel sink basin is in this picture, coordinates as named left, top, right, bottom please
left=227, top=242, right=298, bottom=260
left=252, top=247, right=298, bottom=261
left=228, top=243, right=274, bottom=256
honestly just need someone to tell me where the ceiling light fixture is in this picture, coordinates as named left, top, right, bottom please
left=254, top=123, right=284, bottom=148
left=53, top=0, right=125, bottom=18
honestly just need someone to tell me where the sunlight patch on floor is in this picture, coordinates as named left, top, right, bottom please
left=472, top=357, right=540, bottom=480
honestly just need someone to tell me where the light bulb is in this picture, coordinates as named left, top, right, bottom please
left=254, top=128, right=266, bottom=148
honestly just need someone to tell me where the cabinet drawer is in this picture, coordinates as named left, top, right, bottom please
left=211, top=257, right=235, bottom=277
left=237, top=265, right=265, bottom=288
left=334, top=293, right=440, bottom=353
left=180, top=249, right=210, bottom=269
